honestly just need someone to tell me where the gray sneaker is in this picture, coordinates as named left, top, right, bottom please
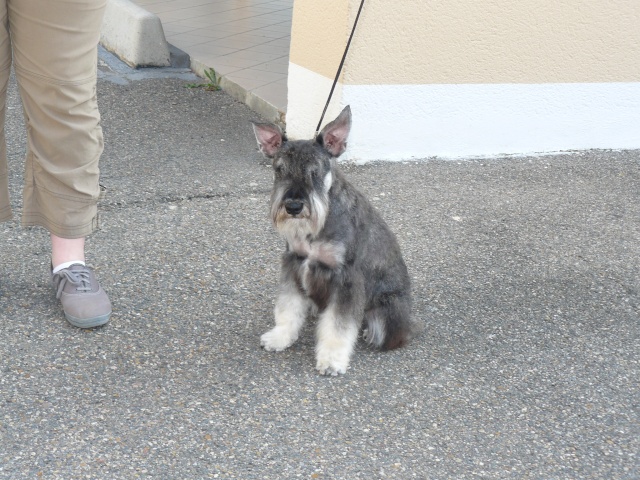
left=52, top=264, right=112, bottom=328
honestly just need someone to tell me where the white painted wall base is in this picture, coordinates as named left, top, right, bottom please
left=287, top=64, right=640, bottom=162
left=286, top=63, right=344, bottom=139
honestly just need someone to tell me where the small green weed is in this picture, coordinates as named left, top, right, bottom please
left=185, top=68, right=221, bottom=91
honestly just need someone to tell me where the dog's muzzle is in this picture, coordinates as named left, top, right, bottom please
left=284, top=199, right=304, bottom=216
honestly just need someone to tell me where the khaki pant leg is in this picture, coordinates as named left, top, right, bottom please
left=9, top=0, right=107, bottom=238
left=0, top=0, right=11, bottom=222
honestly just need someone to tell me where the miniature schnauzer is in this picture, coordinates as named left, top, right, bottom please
left=252, top=106, right=419, bottom=375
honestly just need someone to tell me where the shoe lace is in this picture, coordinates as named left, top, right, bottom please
left=55, top=267, right=92, bottom=299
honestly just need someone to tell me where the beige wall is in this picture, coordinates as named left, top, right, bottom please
left=289, top=0, right=351, bottom=80
left=290, top=0, right=640, bottom=85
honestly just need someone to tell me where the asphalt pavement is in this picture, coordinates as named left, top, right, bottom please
left=0, top=49, right=638, bottom=479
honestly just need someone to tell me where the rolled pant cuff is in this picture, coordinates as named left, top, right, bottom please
left=21, top=212, right=100, bottom=238
left=0, top=204, right=11, bottom=222
left=21, top=184, right=105, bottom=238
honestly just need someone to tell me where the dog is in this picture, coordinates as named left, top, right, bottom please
left=252, top=106, right=420, bottom=375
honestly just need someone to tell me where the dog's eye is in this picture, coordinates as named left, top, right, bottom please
left=274, top=165, right=284, bottom=175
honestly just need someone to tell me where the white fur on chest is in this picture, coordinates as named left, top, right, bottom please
left=287, top=236, right=345, bottom=269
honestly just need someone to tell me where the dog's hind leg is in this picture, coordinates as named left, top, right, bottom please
left=362, top=308, right=387, bottom=348
left=261, top=282, right=310, bottom=352
left=363, top=292, right=415, bottom=350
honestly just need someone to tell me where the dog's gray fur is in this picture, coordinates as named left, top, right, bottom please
left=252, top=106, right=420, bottom=375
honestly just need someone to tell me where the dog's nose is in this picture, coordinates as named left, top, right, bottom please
left=285, top=199, right=304, bottom=216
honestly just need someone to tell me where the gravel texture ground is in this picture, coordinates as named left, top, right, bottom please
left=0, top=51, right=638, bottom=479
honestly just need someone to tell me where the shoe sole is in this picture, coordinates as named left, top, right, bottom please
left=65, top=311, right=112, bottom=329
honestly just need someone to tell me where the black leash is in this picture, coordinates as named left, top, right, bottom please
left=315, top=0, right=366, bottom=136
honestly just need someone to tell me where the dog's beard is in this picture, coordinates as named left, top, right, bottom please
left=271, top=187, right=329, bottom=243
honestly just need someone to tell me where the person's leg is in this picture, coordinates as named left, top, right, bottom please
left=0, top=0, right=11, bottom=223
left=9, top=0, right=110, bottom=327
left=51, top=234, right=85, bottom=268
left=9, top=0, right=106, bottom=238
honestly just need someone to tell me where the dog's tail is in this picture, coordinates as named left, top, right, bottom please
left=362, top=293, right=418, bottom=350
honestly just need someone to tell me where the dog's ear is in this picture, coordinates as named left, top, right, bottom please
left=317, top=106, right=351, bottom=157
left=252, top=122, right=284, bottom=157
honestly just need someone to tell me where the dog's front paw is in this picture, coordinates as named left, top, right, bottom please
left=315, top=353, right=349, bottom=376
left=260, top=327, right=297, bottom=352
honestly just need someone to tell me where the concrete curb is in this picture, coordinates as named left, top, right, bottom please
left=100, top=0, right=284, bottom=125
left=190, top=58, right=285, bottom=127
left=100, top=0, right=170, bottom=68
